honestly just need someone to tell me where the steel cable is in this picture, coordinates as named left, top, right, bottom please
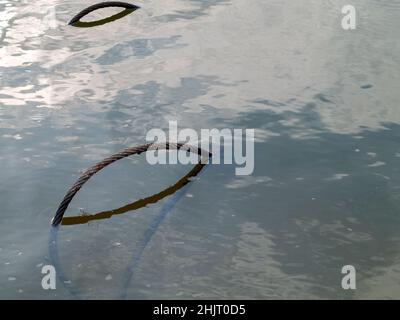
left=49, top=2, right=213, bottom=299
left=68, top=1, right=140, bottom=26
left=49, top=143, right=211, bottom=299
left=52, top=142, right=211, bottom=227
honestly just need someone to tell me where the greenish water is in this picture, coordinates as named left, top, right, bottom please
left=1, top=0, right=400, bottom=299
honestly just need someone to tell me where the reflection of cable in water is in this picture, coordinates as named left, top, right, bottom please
left=69, top=2, right=139, bottom=28
left=54, top=4, right=213, bottom=298
left=49, top=164, right=208, bottom=299
left=61, top=162, right=206, bottom=226
left=52, top=142, right=210, bottom=226
left=49, top=142, right=210, bottom=299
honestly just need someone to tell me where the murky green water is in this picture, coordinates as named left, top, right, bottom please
left=1, top=0, right=400, bottom=299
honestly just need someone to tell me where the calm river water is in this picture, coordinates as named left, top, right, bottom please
left=1, top=0, right=400, bottom=299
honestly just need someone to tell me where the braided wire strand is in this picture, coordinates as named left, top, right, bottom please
left=52, top=142, right=210, bottom=226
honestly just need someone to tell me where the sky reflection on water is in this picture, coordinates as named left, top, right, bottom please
left=0, top=0, right=400, bottom=299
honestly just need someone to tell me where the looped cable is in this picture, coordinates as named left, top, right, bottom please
left=52, top=142, right=211, bottom=226
left=68, top=2, right=140, bottom=27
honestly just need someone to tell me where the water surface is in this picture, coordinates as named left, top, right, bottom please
left=1, top=0, right=400, bottom=299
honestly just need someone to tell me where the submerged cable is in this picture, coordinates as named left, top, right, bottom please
left=49, top=142, right=211, bottom=299
left=119, top=164, right=210, bottom=299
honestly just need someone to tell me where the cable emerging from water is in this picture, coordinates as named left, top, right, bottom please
left=52, top=142, right=210, bottom=226
left=49, top=142, right=211, bottom=299
left=61, top=162, right=206, bottom=226
left=51, top=3, right=212, bottom=298
left=69, top=2, right=140, bottom=28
